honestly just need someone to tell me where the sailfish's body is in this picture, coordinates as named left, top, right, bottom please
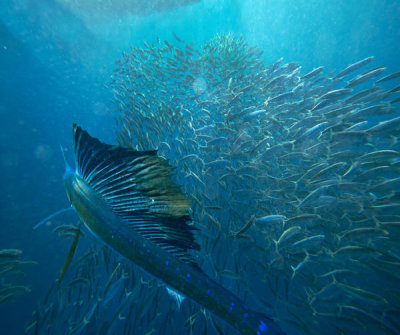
left=63, top=124, right=283, bottom=335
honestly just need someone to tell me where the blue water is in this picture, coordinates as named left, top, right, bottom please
left=1, top=1, right=400, bottom=334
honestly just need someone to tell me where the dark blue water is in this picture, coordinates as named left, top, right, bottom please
left=1, top=1, right=400, bottom=334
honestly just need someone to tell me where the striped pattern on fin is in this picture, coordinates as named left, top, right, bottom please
left=72, top=124, right=199, bottom=265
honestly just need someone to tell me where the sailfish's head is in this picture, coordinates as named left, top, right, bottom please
left=61, top=145, right=76, bottom=206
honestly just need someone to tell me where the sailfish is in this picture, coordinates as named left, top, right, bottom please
left=63, top=124, right=284, bottom=335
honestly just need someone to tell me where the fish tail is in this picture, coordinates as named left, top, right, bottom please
left=244, top=310, right=284, bottom=335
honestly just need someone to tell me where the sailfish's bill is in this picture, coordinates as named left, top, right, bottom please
left=63, top=124, right=284, bottom=335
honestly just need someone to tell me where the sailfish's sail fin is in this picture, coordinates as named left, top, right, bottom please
left=72, top=124, right=199, bottom=265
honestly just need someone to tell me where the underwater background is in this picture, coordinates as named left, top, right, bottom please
left=1, top=0, right=400, bottom=334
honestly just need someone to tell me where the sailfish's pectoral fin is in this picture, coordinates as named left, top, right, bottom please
left=57, top=221, right=82, bottom=285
